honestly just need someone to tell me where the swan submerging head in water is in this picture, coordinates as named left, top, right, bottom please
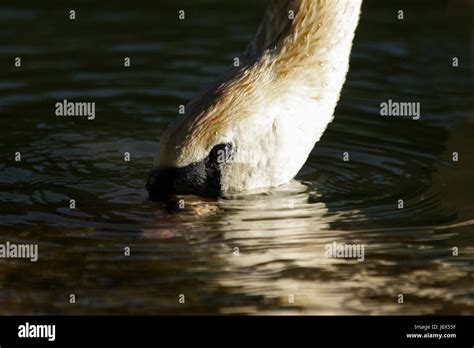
left=147, top=0, right=362, bottom=200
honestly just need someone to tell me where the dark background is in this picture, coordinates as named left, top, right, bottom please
left=0, top=0, right=473, bottom=315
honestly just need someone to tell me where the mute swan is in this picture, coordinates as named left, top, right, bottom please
left=147, top=0, right=362, bottom=200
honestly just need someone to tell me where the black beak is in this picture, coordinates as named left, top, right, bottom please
left=146, top=168, right=176, bottom=201
left=146, top=161, right=222, bottom=201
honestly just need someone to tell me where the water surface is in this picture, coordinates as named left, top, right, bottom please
left=0, top=0, right=473, bottom=314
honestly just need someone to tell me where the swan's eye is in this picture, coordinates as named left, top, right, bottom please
left=209, top=143, right=232, bottom=165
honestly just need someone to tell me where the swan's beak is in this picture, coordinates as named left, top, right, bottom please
left=145, top=168, right=176, bottom=201
left=146, top=149, right=225, bottom=201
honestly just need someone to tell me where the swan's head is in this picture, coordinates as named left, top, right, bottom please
left=146, top=137, right=234, bottom=200
left=146, top=66, right=287, bottom=200
left=146, top=0, right=363, bottom=200
left=146, top=62, right=327, bottom=201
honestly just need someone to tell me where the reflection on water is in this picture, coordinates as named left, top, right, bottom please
left=0, top=0, right=473, bottom=314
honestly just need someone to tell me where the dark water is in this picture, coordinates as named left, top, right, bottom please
left=0, top=0, right=473, bottom=314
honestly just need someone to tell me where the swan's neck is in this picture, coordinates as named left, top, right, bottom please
left=246, top=0, right=362, bottom=90
left=150, top=0, right=363, bottom=195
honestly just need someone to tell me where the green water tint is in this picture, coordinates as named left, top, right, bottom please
left=0, top=0, right=473, bottom=314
